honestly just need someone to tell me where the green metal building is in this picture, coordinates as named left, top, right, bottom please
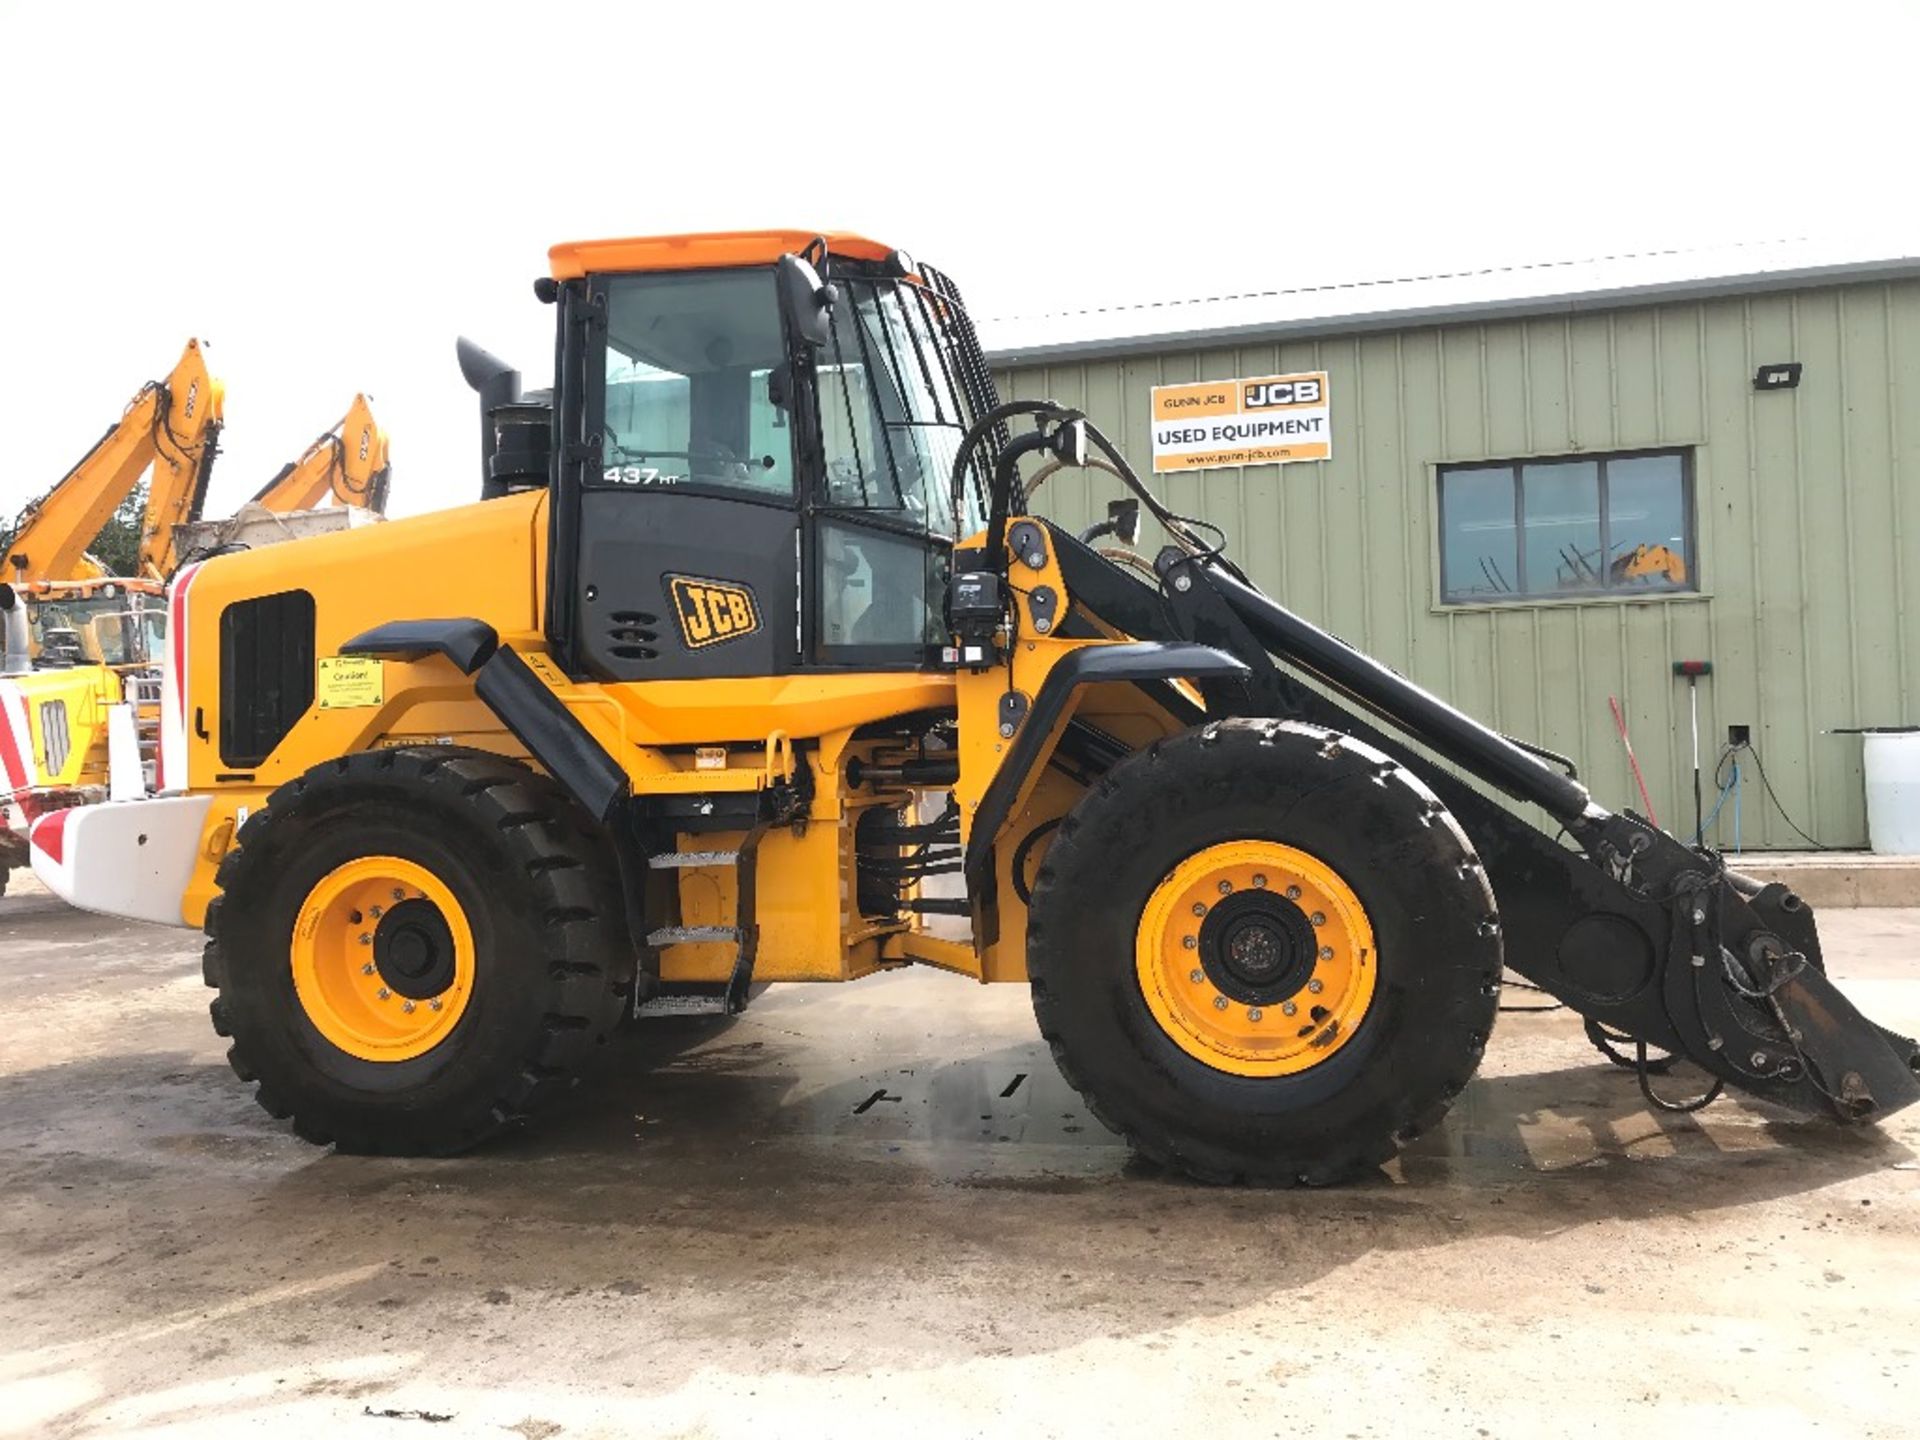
left=987, top=251, right=1920, bottom=850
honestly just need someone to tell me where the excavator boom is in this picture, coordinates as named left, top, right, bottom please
left=250, top=394, right=391, bottom=515
left=1, top=339, right=224, bottom=585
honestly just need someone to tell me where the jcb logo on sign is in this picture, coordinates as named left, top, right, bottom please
left=1244, top=377, right=1322, bottom=409
left=668, top=575, right=760, bottom=650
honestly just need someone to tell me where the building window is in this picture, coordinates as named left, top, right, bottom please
left=1438, top=449, right=1695, bottom=604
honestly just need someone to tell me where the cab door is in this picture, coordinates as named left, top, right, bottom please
left=554, top=266, right=801, bottom=683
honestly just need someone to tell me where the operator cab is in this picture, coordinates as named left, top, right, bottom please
left=466, top=231, right=998, bottom=684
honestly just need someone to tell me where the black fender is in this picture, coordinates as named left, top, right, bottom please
left=963, top=640, right=1250, bottom=937
left=341, top=618, right=500, bottom=674
left=341, top=618, right=627, bottom=822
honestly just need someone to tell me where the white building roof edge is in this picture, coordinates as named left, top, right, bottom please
left=982, top=245, right=1920, bottom=368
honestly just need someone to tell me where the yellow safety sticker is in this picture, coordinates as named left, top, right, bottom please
left=317, top=656, right=386, bottom=710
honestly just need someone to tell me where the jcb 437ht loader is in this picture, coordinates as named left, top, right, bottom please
left=34, top=232, right=1920, bottom=1183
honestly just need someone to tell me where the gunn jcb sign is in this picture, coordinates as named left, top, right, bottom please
left=1149, top=371, right=1332, bottom=474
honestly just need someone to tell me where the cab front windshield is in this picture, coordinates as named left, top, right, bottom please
left=596, top=266, right=989, bottom=536
left=25, top=591, right=163, bottom=668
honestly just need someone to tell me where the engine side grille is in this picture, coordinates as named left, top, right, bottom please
left=39, top=699, right=70, bottom=775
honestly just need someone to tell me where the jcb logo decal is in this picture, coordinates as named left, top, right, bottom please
left=1243, top=376, right=1322, bottom=409
left=667, top=575, right=760, bottom=650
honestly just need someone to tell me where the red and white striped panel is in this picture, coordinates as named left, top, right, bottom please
left=0, top=678, right=35, bottom=835
left=157, top=562, right=203, bottom=794
left=30, top=793, right=211, bottom=927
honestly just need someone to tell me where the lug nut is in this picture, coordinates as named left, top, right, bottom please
left=402, top=1000, right=416, bottom=1014
left=1310, top=911, right=1326, bottom=927
left=1191, top=902, right=1206, bottom=917
left=1285, top=885, right=1302, bottom=901
left=1252, top=874, right=1267, bottom=888
left=369, top=905, right=383, bottom=919
left=1248, top=1008, right=1263, bottom=1022
left=359, top=934, right=372, bottom=946
left=1183, top=935, right=1198, bottom=949
left=1307, top=978, right=1324, bottom=994
left=429, top=999, right=442, bottom=1011
left=1189, top=968, right=1204, bottom=983
left=393, top=888, right=405, bottom=901
left=361, top=962, right=375, bottom=976
left=376, top=987, right=391, bottom=1000
left=1318, top=945, right=1334, bottom=960
left=1212, top=995, right=1229, bottom=1011
left=1282, top=1001, right=1297, bottom=1016
left=1217, top=879, right=1232, bottom=895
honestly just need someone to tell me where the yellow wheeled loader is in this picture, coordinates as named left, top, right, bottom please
left=32, top=230, right=1920, bottom=1183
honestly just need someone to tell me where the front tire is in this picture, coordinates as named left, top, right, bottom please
left=203, top=747, right=632, bottom=1154
left=1027, top=719, right=1502, bottom=1186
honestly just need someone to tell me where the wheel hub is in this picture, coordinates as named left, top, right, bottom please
left=374, top=899, right=458, bottom=999
left=1134, top=839, right=1377, bottom=1077
left=289, top=856, right=475, bottom=1063
left=1200, top=891, right=1318, bottom=1004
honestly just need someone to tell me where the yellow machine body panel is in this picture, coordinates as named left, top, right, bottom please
left=177, top=489, right=549, bottom=788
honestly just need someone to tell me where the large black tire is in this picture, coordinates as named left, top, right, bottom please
left=203, top=747, right=633, bottom=1154
left=1027, top=718, right=1502, bottom=1186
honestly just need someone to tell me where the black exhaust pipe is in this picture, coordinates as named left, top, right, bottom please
left=456, top=338, right=522, bottom=500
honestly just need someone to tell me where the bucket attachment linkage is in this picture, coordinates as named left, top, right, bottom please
left=1063, top=522, right=1920, bottom=1125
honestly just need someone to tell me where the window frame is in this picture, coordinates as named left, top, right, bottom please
left=1436, top=446, right=1698, bottom=607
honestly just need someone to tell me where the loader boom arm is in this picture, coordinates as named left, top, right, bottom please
left=250, top=394, right=390, bottom=514
left=1, top=339, right=224, bottom=585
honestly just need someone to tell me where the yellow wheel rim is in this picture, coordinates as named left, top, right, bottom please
left=1135, top=840, right=1376, bottom=1077
left=289, top=856, right=475, bottom=1063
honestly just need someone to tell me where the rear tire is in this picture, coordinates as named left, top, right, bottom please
left=203, top=747, right=633, bottom=1155
left=1027, top=719, right=1502, bottom=1185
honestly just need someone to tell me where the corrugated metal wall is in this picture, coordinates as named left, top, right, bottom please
left=996, top=277, right=1920, bottom=849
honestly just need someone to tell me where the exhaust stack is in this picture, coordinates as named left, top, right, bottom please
left=0, top=584, right=30, bottom=675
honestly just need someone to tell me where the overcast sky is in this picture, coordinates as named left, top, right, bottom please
left=2, top=0, right=1914, bottom=523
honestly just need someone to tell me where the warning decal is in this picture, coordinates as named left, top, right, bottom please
left=316, top=656, right=386, bottom=710
left=1149, top=371, right=1331, bottom=474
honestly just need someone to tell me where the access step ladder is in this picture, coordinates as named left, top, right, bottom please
left=633, top=823, right=769, bottom=1019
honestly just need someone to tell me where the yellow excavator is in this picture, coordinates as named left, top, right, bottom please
left=248, top=394, right=392, bottom=515
left=2, top=338, right=226, bottom=588
left=1, top=349, right=387, bottom=895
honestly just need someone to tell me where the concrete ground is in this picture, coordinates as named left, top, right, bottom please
left=2, top=873, right=1918, bottom=1440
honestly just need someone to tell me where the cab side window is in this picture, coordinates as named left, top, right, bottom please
left=600, top=270, right=795, bottom=502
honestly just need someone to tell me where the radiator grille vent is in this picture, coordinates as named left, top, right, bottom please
left=39, top=700, right=70, bottom=774
left=219, top=589, right=316, bottom=767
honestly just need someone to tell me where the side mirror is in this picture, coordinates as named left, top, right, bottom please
left=777, top=253, right=837, bottom=348
left=1108, top=497, right=1142, bottom=548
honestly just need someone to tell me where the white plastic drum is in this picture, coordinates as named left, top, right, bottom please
left=1863, top=728, right=1920, bottom=855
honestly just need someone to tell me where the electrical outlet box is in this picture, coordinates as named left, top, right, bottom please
left=1728, top=724, right=1751, bottom=746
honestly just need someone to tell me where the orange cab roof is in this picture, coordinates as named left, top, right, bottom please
left=548, top=230, right=898, bottom=280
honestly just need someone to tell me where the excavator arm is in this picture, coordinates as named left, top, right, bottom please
left=250, top=394, right=391, bottom=515
left=0, top=339, right=224, bottom=586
